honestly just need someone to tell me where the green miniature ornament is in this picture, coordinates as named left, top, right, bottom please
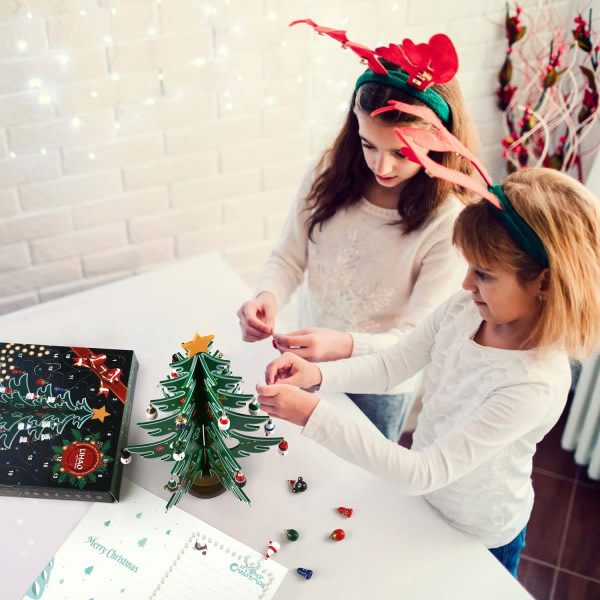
left=284, top=528, right=300, bottom=541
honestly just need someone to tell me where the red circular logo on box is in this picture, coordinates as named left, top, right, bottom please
left=61, top=442, right=102, bottom=477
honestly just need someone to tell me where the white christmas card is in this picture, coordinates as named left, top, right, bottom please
left=23, top=478, right=287, bottom=600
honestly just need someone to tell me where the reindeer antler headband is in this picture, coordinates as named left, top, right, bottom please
left=289, top=19, right=459, bottom=124
left=373, top=101, right=549, bottom=267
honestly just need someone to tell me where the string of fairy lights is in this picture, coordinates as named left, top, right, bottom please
left=1, top=343, right=51, bottom=382
left=5, top=1, right=407, bottom=164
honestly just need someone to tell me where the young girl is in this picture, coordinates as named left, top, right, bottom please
left=237, top=21, right=477, bottom=440
left=255, top=124, right=600, bottom=576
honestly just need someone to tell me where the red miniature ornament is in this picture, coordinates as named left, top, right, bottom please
left=278, top=440, right=289, bottom=455
left=218, top=411, right=230, bottom=431
left=336, top=506, right=353, bottom=518
left=329, top=528, right=346, bottom=541
left=234, top=469, right=246, bottom=488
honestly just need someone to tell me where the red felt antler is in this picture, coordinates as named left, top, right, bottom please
left=375, top=100, right=501, bottom=208
left=289, top=19, right=349, bottom=45
left=395, top=132, right=502, bottom=208
left=289, top=19, right=387, bottom=75
left=289, top=20, right=458, bottom=91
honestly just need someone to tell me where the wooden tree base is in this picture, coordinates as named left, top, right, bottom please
left=188, top=473, right=227, bottom=499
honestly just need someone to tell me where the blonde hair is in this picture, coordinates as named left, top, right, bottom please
left=453, top=168, right=600, bottom=359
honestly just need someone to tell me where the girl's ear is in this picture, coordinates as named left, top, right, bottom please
left=538, top=268, right=550, bottom=293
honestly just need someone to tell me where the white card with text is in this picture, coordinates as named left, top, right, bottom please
left=23, top=478, right=286, bottom=600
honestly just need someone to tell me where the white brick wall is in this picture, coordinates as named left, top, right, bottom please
left=0, top=0, right=572, bottom=315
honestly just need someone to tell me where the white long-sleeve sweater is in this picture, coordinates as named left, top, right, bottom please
left=304, top=290, right=570, bottom=547
left=255, top=167, right=467, bottom=392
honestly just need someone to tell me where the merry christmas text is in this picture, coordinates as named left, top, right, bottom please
left=86, top=536, right=139, bottom=572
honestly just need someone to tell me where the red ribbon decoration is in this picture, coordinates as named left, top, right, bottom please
left=71, top=348, right=128, bottom=404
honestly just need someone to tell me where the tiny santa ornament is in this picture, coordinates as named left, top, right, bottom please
left=278, top=440, right=289, bottom=456
left=218, top=411, right=230, bottom=431
left=146, top=405, right=157, bottom=420
left=264, top=418, right=275, bottom=436
left=175, top=413, right=188, bottom=430
left=248, top=398, right=260, bottom=415
left=120, top=449, right=132, bottom=464
left=234, top=470, right=247, bottom=488
left=265, top=540, right=280, bottom=559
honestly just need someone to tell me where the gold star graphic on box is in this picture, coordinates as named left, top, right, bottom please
left=181, top=333, right=214, bottom=357
left=92, top=405, right=110, bottom=422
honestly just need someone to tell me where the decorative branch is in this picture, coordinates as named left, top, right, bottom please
left=496, top=1, right=600, bottom=181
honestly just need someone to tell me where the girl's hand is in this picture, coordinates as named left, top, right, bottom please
left=272, top=328, right=353, bottom=362
left=237, top=291, right=277, bottom=342
left=256, top=383, right=320, bottom=427
left=264, top=352, right=323, bottom=388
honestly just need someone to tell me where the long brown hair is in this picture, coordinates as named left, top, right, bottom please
left=306, top=73, right=478, bottom=240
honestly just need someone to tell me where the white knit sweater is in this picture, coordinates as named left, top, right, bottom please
left=255, top=167, right=467, bottom=392
left=304, top=290, right=570, bottom=547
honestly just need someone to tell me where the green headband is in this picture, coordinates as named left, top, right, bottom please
left=489, top=184, right=549, bottom=268
left=355, top=70, right=451, bottom=124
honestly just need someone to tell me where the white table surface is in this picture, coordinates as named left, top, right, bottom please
left=0, top=253, right=533, bottom=600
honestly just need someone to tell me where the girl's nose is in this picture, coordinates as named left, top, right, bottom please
left=462, top=269, right=476, bottom=292
left=375, top=153, right=393, bottom=176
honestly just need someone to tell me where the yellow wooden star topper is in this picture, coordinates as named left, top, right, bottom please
left=181, top=333, right=214, bottom=358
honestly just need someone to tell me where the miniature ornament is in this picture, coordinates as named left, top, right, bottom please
left=284, top=528, right=299, bottom=541
left=234, top=470, right=246, bottom=488
left=265, top=540, right=280, bottom=559
left=164, top=476, right=179, bottom=493
left=171, top=440, right=186, bottom=461
left=329, top=528, right=346, bottom=541
left=264, top=418, right=275, bottom=435
left=289, top=476, right=307, bottom=493
left=218, top=411, right=230, bottom=431
left=146, top=405, right=157, bottom=420
left=175, top=413, right=188, bottom=429
left=278, top=440, right=289, bottom=455
left=337, top=506, right=354, bottom=518
left=120, top=449, right=132, bottom=464
left=248, top=398, right=260, bottom=415
left=296, top=568, right=313, bottom=580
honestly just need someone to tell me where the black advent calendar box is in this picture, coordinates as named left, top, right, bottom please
left=0, top=342, right=138, bottom=502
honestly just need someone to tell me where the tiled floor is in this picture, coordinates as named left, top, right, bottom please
left=399, top=396, right=600, bottom=600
